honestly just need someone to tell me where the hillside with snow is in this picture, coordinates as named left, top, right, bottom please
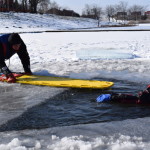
left=0, top=12, right=98, bottom=33
left=1, top=12, right=150, bottom=34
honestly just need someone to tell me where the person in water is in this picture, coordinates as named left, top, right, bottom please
left=0, top=33, right=32, bottom=83
left=96, top=85, right=150, bottom=104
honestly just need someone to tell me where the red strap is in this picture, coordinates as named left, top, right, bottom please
left=12, top=73, right=23, bottom=77
left=0, top=75, right=7, bottom=82
left=2, top=43, right=6, bottom=57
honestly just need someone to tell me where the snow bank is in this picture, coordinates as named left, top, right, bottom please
left=0, top=135, right=148, bottom=150
left=0, top=117, right=150, bottom=150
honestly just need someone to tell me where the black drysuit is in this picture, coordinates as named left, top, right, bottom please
left=0, top=34, right=31, bottom=74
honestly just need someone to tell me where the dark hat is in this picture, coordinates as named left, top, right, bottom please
left=8, top=33, right=22, bottom=45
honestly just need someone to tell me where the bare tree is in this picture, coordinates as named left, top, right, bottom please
left=92, top=5, right=103, bottom=27
left=47, top=0, right=61, bottom=15
left=128, top=5, right=145, bottom=20
left=116, top=1, right=128, bottom=12
left=105, top=5, right=115, bottom=22
left=114, top=1, right=128, bottom=22
left=82, top=4, right=91, bottom=16
left=28, top=0, right=42, bottom=13
left=38, top=0, right=50, bottom=13
left=49, top=1, right=59, bottom=9
left=0, top=0, right=14, bottom=11
left=82, top=4, right=103, bottom=27
left=20, top=0, right=28, bottom=12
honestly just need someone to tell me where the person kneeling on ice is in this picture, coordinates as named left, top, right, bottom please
left=0, top=33, right=32, bottom=83
left=96, top=85, right=150, bottom=105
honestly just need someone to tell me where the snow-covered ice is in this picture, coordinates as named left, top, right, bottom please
left=10, top=31, right=150, bottom=84
left=0, top=118, right=150, bottom=150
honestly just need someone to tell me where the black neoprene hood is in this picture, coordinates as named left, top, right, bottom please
left=8, top=33, right=22, bottom=45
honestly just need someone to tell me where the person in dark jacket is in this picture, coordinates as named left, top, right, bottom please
left=96, top=85, right=150, bottom=105
left=138, top=85, right=150, bottom=104
left=0, top=33, right=32, bottom=83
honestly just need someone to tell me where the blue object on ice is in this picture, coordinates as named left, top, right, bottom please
left=96, top=94, right=111, bottom=102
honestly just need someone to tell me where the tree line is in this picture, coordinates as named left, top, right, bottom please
left=0, top=0, right=57, bottom=13
left=0, top=0, right=80, bottom=16
left=82, top=1, right=147, bottom=25
left=0, top=0, right=148, bottom=21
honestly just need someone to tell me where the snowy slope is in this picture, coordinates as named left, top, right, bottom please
left=0, top=12, right=98, bottom=33
left=1, top=12, right=150, bottom=34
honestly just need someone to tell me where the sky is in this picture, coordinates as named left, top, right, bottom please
left=54, top=0, right=150, bottom=14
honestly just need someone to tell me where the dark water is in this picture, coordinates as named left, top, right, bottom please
left=0, top=78, right=150, bottom=132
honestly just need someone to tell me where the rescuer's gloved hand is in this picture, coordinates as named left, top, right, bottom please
left=6, top=73, right=16, bottom=83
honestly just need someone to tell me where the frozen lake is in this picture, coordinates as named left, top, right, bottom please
left=0, top=30, right=150, bottom=149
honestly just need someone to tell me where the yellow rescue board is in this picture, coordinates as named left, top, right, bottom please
left=16, top=75, right=114, bottom=89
